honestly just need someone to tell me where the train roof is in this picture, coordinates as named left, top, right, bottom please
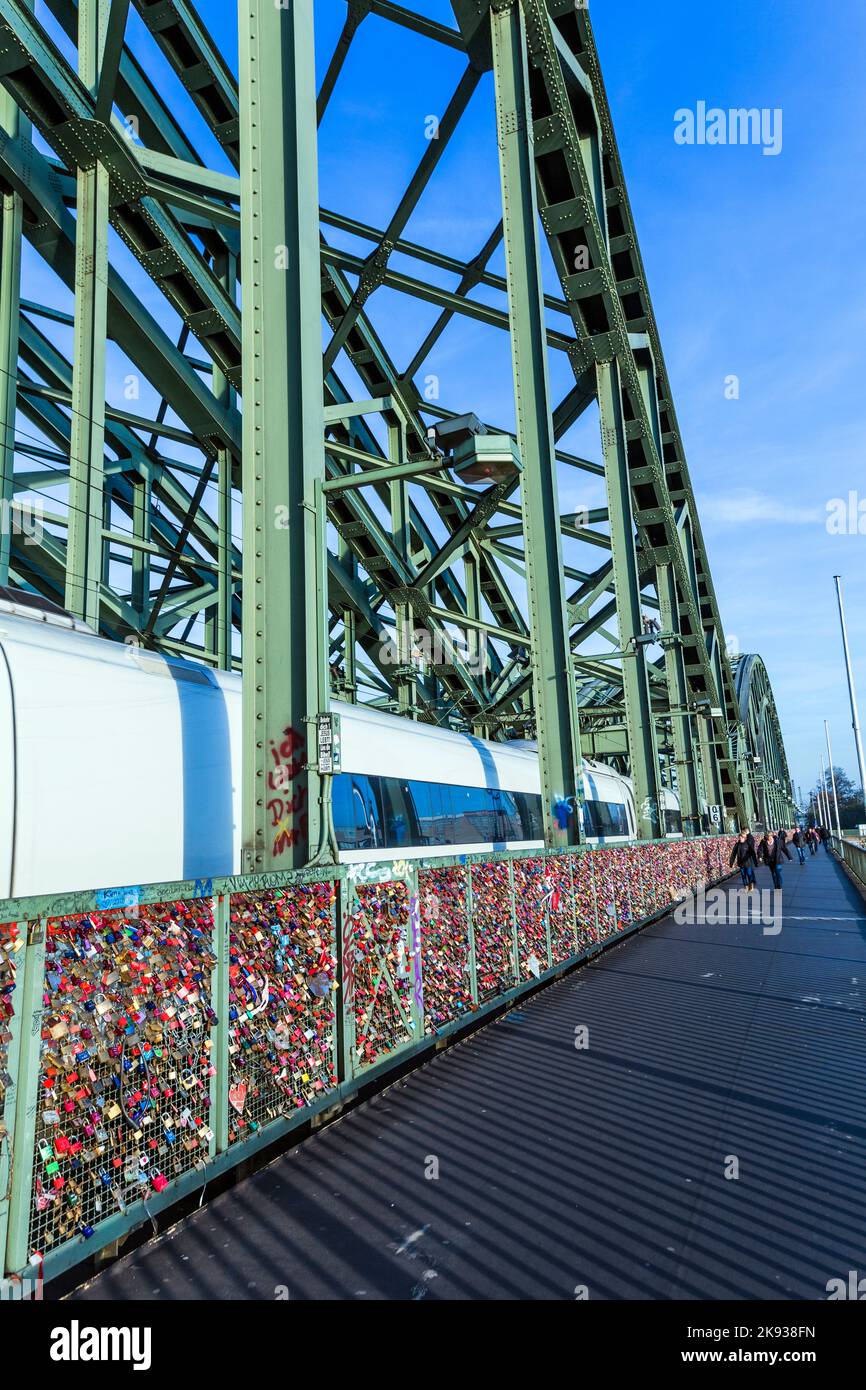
left=0, top=611, right=639, bottom=798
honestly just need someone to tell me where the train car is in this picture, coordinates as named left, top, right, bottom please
left=0, top=600, right=678, bottom=897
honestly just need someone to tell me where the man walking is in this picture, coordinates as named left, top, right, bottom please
left=790, top=826, right=806, bottom=865
left=758, top=828, right=792, bottom=890
left=729, top=828, right=758, bottom=891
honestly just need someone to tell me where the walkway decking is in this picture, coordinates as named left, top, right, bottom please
left=73, top=849, right=866, bottom=1300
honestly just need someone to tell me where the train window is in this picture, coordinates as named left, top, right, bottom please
left=334, top=775, right=546, bottom=851
left=664, top=809, right=683, bottom=835
left=514, top=792, right=544, bottom=839
left=451, top=784, right=500, bottom=843
left=491, top=789, right=516, bottom=840
left=408, top=780, right=454, bottom=844
left=332, top=773, right=384, bottom=849
left=583, top=799, right=629, bottom=838
left=332, top=774, right=357, bottom=848
left=378, top=779, right=419, bottom=847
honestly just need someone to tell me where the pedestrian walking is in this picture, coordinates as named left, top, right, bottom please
left=758, top=829, right=792, bottom=890
left=790, top=827, right=806, bottom=865
left=729, top=829, right=758, bottom=891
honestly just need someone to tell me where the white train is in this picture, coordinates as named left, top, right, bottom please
left=0, top=598, right=686, bottom=898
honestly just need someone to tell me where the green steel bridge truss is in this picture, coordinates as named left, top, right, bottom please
left=0, top=0, right=796, bottom=864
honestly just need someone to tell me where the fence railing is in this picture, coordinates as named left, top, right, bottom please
left=830, top=834, right=866, bottom=889
left=0, top=835, right=736, bottom=1286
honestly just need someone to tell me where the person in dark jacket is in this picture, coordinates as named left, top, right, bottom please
left=808, top=826, right=818, bottom=854
left=758, top=829, right=792, bottom=889
left=790, top=827, right=806, bottom=864
left=729, top=829, right=758, bottom=890
left=819, top=825, right=830, bottom=851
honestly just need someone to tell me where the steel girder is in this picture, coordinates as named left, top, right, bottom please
left=733, top=654, right=797, bottom=829
left=0, top=0, right=792, bottom=852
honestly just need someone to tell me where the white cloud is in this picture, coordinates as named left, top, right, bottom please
left=700, top=490, right=823, bottom=525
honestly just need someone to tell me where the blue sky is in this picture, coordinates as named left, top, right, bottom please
left=309, top=0, right=866, bottom=801
left=24, top=0, right=866, bottom=803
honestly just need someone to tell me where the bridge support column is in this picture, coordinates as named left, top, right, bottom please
left=239, top=0, right=331, bottom=869
left=65, top=0, right=111, bottom=628
left=735, top=724, right=757, bottom=827
left=657, top=562, right=701, bottom=837
left=491, top=1, right=582, bottom=845
left=596, top=357, right=660, bottom=839
left=698, top=716, right=724, bottom=829
left=0, top=185, right=21, bottom=589
left=0, top=3, right=26, bottom=591
left=213, top=249, right=237, bottom=672
left=389, top=416, right=417, bottom=718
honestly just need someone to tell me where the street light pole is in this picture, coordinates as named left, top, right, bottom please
left=824, top=720, right=842, bottom=838
left=833, top=575, right=866, bottom=812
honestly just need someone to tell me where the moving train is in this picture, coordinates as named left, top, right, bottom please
left=0, top=595, right=688, bottom=898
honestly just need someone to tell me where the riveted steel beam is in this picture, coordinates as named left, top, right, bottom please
left=238, top=0, right=329, bottom=870
left=492, top=0, right=582, bottom=845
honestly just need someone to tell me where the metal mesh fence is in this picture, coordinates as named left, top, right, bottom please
left=513, top=858, right=551, bottom=980
left=0, top=921, right=20, bottom=1116
left=349, top=880, right=414, bottom=1071
left=2, top=836, right=738, bottom=1276
left=547, top=856, right=580, bottom=964
left=418, top=867, right=473, bottom=1035
left=592, top=846, right=633, bottom=939
left=226, top=883, right=338, bottom=1145
left=29, top=901, right=217, bottom=1258
left=470, top=862, right=517, bottom=1002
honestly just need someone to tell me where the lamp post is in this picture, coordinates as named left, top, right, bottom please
left=819, top=753, right=830, bottom=829
left=824, top=720, right=842, bottom=838
left=833, top=576, right=866, bottom=812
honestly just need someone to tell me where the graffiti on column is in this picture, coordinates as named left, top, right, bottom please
left=267, top=727, right=308, bottom=856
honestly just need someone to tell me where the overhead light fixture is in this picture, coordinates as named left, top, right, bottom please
left=432, top=412, right=522, bottom=485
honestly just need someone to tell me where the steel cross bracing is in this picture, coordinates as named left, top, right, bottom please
left=0, top=0, right=795, bottom=866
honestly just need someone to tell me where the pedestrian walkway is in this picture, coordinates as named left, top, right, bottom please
left=72, top=849, right=866, bottom=1301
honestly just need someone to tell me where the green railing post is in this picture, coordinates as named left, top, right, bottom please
left=635, top=845, right=647, bottom=923
left=0, top=922, right=25, bottom=1273
left=5, top=918, right=45, bottom=1274
left=212, top=893, right=230, bottom=1155
left=588, top=849, right=601, bottom=942
left=542, top=855, right=553, bottom=969
left=567, top=852, right=579, bottom=956
left=466, top=865, right=478, bottom=1005
left=336, top=879, right=357, bottom=1084
left=406, top=865, right=424, bottom=1039
left=328, top=877, right=341, bottom=1091
left=506, top=858, right=520, bottom=981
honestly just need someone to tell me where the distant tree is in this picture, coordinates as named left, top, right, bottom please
left=810, top=766, right=865, bottom=828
